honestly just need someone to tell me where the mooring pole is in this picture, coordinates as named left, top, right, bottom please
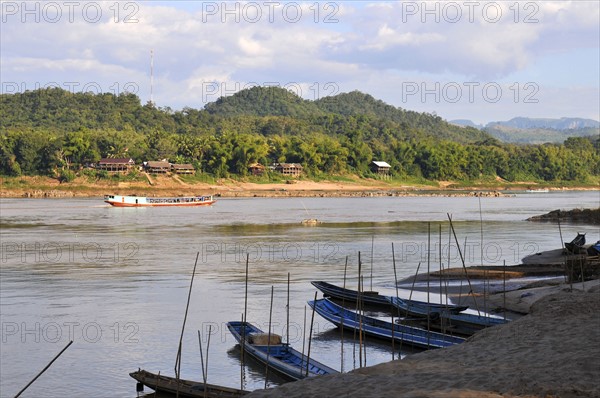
left=14, top=340, right=73, bottom=398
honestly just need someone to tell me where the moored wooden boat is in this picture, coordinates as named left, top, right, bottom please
left=226, top=321, right=338, bottom=380
left=309, top=298, right=466, bottom=349
left=311, top=281, right=468, bottom=316
left=129, top=369, right=249, bottom=397
left=387, top=296, right=508, bottom=335
left=565, top=233, right=586, bottom=254
left=104, top=194, right=215, bottom=207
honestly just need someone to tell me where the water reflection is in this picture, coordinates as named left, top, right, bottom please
left=0, top=193, right=598, bottom=397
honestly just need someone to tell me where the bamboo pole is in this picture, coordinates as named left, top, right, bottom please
left=306, top=291, right=318, bottom=377
left=341, top=256, right=348, bottom=372
left=357, top=252, right=363, bottom=368
left=352, top=305, right=357, bottom=370
left=300, top=306, right=307, bottom=373
left=286, top=272, right=290, bottom=346
left=264, top=286, right=274, bottom=389
left=407, top=262, right=422, bottom=315
left=459, top=236, right=468, bottom=306
left=370, top=235, right=375, bottom=292
left=427, top=222, right=431, bottom=349
left=503, top=260, right=507, bottom=321
left=479, top=195, right=484, bottom=268
left=439, top=224, right=448, bottom=334
left=198, top=330, right=206, bottom=385
left=447, top=224, right=451, bottom=308
left=175, top=252, right=200, bottom=378
left=557, top=216, right=569, bottom=284
left=479, top=196, right=488, bottom=318
left=557, top=214, right=565, bottom=250
left=243, top=252, right=249, bottom=323
left=391, top=243, right=397, bottom=361
left=204, top=325, right=212, bottom=398
left=361, top=275, right=367, bottom=367
left=14, top=340, right=73, bottom=398
left=392, top=242, right=406, bottom=358
left=241, top=254, right=249, bottom=367
left=239, top=313, right=244, bottom=391
left=439, top=224, right=443, bottom=306
left=447, top=214, right=481, bottom=315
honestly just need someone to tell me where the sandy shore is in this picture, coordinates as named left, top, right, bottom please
left=246, top=283, right=600, bottom=398
left=2, top=175, right=595, bottom=198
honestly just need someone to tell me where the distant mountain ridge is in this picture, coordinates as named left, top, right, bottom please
left=450, top=117, right=599, bottom=144
left=489, top=117, right=599, bottom=130
left=449, top=119, right=484, bottom=129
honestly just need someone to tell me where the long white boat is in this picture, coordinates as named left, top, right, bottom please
left=104, top=194, right=215, bottom=207
left=525, top=188, right=550, bottom=193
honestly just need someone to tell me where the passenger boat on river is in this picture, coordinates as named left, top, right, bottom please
left=104, top=194, right=215, bottom=207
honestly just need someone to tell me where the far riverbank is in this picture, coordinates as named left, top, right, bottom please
left=1, top=175, right=597, bottom=199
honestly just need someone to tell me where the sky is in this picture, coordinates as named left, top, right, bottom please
left=1, top=0, right=599, bottom=124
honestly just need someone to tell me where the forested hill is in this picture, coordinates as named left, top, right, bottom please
left=0, top=86, right=488, bottom=144
left=204, top=87, right=489, bottom=143
left=0, top=88, right=177, bottom=133
left=1, top=87, right=598, bottom=182
left=204, top=86, right=324, bottom=118
left=314, top=91, right=489, bottom=142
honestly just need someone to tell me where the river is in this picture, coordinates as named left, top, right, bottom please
left=0, top=191, right=598, bottom=397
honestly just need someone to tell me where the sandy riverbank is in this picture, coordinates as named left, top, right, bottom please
left=1, top=175, right=596, bottom=199
left=245, top=282, right=600, bottom=398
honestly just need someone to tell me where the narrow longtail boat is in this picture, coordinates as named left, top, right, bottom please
left=226, top=321, right=338, bottom=380
left=309, top=298, right=466, bottom=350
left=104, top=194, right=215, bottom=207
left=311, top=281, right=468, bottom=316
left=387, top=296, right=508, bottom=336
left=129, top=369, right=249, bottom=398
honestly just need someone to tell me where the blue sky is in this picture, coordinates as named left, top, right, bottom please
left=1, top=1, right=598, bottom=124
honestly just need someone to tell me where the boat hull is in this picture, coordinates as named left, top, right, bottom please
left=309, top=298, right=466, bottom=349
left=105, top=194, right=215, bottom=207
left=312, top=281, right=468, bottom=316
left=129, top=369, right=248, bottom=398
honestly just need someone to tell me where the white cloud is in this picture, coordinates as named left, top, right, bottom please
left=1, top=1, right=598, bottom=122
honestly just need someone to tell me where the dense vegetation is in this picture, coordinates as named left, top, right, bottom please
left=1, top=87, right=598, bottom=183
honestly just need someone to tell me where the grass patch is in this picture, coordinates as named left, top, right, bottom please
left=0, top=177, right=30, bottom=189
left=178, top=173, right=218, bottom=184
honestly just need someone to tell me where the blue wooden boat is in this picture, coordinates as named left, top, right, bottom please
left=308, top=298, right=465, bottom=349
left=226, top=321, right=338, bottom=380
left=387, top=297, right=508, bottom=335
left=312, top=281, right=468, bottom=316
